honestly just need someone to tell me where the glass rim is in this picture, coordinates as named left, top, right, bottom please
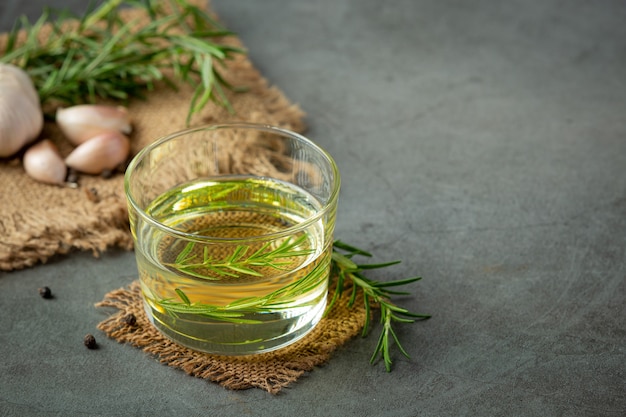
left=124, top=122, right=341, bottom=243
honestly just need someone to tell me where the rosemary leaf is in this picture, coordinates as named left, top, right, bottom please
left=332, top=240, right=373, bottom=257
left=373, top=277, right=422, bottom=287
left=174, top=288, right=191, bottom=305
left=357, top=260, right=402, bottom=270
left=175, top=241, right=196, bottom=264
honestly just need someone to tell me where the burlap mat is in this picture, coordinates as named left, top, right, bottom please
left=0, top=0, right=305, bottom=271
left=96, top=279, right=366, bottom=394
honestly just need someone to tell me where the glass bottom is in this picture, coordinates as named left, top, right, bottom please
left=143, top=295, right=328, bottom=355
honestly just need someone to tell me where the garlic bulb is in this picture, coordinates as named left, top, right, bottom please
left=23, top=140, right=67, bottom=185
left=56, top=104, right=132, bottom=145
left=0, top=63, right=44, bottom=157
left=65, top=131, right=130, bottom=174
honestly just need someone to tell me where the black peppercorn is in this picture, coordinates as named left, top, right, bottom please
left=84, top=333, right=98, bottom=349
left=122, top=313, right=137, bottom=326
left=38, top=286, right=52, bottom=299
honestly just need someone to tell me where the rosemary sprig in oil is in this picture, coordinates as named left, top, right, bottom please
left=167, top=235, right=314, bottom=279
left=0, top=0, right=245, bottom=123
left=157, top=256, right=329, bottom=323
left=329, top=240, right=431, bottom=372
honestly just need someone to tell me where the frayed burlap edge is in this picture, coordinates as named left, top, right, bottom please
left=96, top=280, right=367, bottom=394
left=0, top=0, right=306, bottom=271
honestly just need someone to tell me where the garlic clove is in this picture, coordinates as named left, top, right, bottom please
left=23, top=139, right=67, bottom=185
left=56, top=104, right=132, bottom=145
left=65, top=131, right=130, bottom=175
left=0, top=63, right=44, bottom=158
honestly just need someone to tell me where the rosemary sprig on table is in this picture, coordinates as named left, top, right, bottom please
left=0, top=0, right=244, bottom=123
left=329, top=241, right=431, bottom=372
left=167, top=235, right=314, bottom=279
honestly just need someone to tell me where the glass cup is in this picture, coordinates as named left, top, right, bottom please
left=124, top=123, right=340, bottom=355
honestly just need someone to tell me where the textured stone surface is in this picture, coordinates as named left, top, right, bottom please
left=1, top=0, right=625, bottom=416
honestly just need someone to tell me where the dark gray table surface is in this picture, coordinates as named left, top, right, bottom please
left=1, top=1, right=625, bottom=416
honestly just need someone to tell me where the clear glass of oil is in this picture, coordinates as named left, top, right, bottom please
left=124, top=123, right=340, bottom=355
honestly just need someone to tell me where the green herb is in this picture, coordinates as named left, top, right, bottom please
left=166, top=234, right=315, bottom=279
left=157, top=253, right=330, bottom=322
left=0, top=0, right=245, bottom=123
left=329, top=240, right=431, bottom=372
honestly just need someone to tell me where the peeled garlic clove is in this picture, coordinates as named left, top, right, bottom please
left=0, top=63, right=44, bottom=158
left=65, top=131, right=130, bottom=175
left=23, top=139, right=67, bottom=185
left=56, top=104, right=132, bottom=145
